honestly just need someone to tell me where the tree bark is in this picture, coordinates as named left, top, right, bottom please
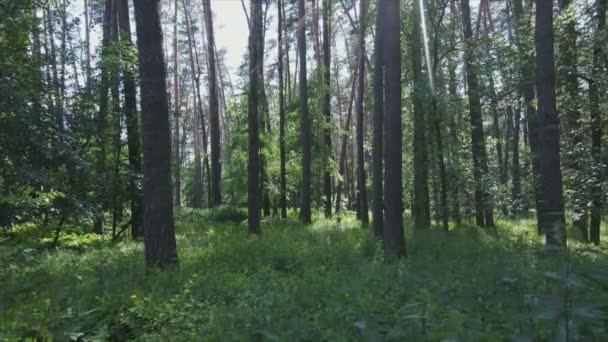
left=298, top=0, right=312, bottom=224
left=322, top=0, right=333, bottom=218
left=535, top=0, right=566, bottom=248
left=278, top=0, right=288, bottom=219
left=172, top=0, right=181, bottom=208
left=558, top=0, right=587, bottom=241
left=248, top=0, right=262, bottom=234
left=510, top=105, right=522, bottom=216
left=460, top=0, right=494, bottom=228
left=589, top=0, right=605, bottom=245
left=203, top=0, right=222, bottom=207
left=117, top=0, right=144, bottom=239
left=355, top=0, right=369, bottom=226
left=371, top=0, right=384, bottom=237
left=133, top=0, right=179, bottom=268
left=183, top=2, right=204, bottom=208
left=512, top=0, right=543, bottom=233
left=383, top=0, right=405, bottom=260
left=412, top=0, right=430, bottom=229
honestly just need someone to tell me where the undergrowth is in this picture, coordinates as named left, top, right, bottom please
left=1, top=212, right=607, bottom=341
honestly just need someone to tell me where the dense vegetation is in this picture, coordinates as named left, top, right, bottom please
left=1, top=0, right=607, bottom=340
left=2, top=212, right=607, bottom=340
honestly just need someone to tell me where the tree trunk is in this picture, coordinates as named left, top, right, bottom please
left=371, top=0, right=384, bottom=237
left=558, top=0, right=587, bottom=241
left=460, top=0, right=494, bottom=228
left=172, top=0, right=181, bottom=208
left=203, top=0, right=222, bottom=207
left=512, top=0, right=543, bottom=233
left=589, top=0, right=605, bottom=245
left=133, top=0, right=179, bottom=268
left=248, top=0, right=262, bottom=234
left=412, top=0, right=430, bottom=229
left=93, top=0, right=114, bottom=235
left=278, top=0, right=288, bottom=219
left=184, top=3, right=204, bottom=208
left=84, top=0, right=92, bottom=90
left=510, top=105, right=522, bottom=216
left=355, top=0, right=369, bottom=226
left=447, top=0, right=462, bottom=225
left=383, top=0, right=405, bottom=260
left=298, top=0, right=312, bottom=224
left=535, top=0, right=566, bottom=248
left=117, top=0, right=144, bottom=239
left=322, top=0, right=333, bottom=219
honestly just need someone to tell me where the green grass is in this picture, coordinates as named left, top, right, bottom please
left=1, top=212, right=607, bottom=341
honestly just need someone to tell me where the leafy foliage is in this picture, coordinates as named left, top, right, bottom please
left=2, top=214, right=607, bottom=340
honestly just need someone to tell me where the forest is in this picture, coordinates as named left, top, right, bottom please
left=1, top=0, right=607, bottom=340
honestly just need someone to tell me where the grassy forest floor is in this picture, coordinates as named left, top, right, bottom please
left=1, top=209, right=608, bottom=341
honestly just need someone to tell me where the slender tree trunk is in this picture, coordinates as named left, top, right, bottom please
left=93, top=0, right=114, bottom=235
left=172, top=0, right=181, bottom=208
left=203, top=0, right=222, bottom=207
left=447, top=0, right=461, bottom=225
left=248, top=0, right=262, bottom=234
left=133, top=0, right=178, bottom=268
left=278, top=0, right=288, bottom=219
left=510, top=105, right=522, bottom=216
left=412, top=0, right=430, bottom=229
left=322, top=0, right=333, bottom=218
left=184, top=3, right=204, bottom=208
left=589, top=0, right=605, bottom=245
left=535, top=0, right=566, bottom=248
left=355, top=0, right=369, bottom=226
left=512, top=0, right=543, bottom=233
left=282, top=2, right=292, bottom=104
left=117, top=0, right=144, bottom=239
left=371, top=0, right=384, bottom=237
left=558, top=0, right=587, bottom=241
left=383, top=0, right=405, bottom=260
left=460, top=0, right=494, bottom=228
left=336, top=67, right=358, bottom=214
left=84, top=0, right=91, bottom=90
left=298, top=0, right=312, bottom=224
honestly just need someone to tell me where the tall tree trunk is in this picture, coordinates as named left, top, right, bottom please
left=93, top=0, right=114, bottom=235
left=172, top=0, right=181, bottom=208
left=278, top=0, right=288, bottom=219
left=535, top=0, right=566, bottom=248
left=589, top=0, right=605, bottom=245
left=412, top=0, right=430, bottom=229
left=184, top=2, right=204, bottom=208
left=460, top=0, right=494, bottom=228
left=110, top=0, right=122, bottom=238
left=371, top=0, right=384, bottom=237
left=558, top=0, right=587, bottom=241
left=355, top=0, right=369, bottom=226
left=322, top=0, right=333, bottom=218
left=336, top=67, right=358, bottom=214
left=117, top=0, right=144, bottom=239
left=298, top=0, right=312, bottom=224
left=510, top=105, right=522, bottom=216
left=84, top=0, right=92, bottom=90
left=383, top=0, right=405, bottom=260
left=248, top=0, right=262, bottom=234
left=203, top=0, right=222, bottom=207
left=447, top=0, right=461, bottom=225
left=133, top=0, right=178, bottom=268
left=512, top=0, right=543, bottom=233
left=489, top=77, right=507, bottom=216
